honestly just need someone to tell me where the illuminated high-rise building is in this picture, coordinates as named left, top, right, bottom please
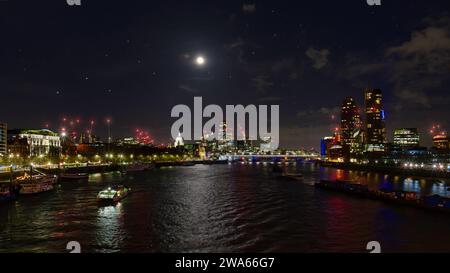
left=433, top=134, right=450, bottom=150
left=364, top=89, right=386, bottom=153
left=321, top=132, right=343, bottom=162
left=393, top=128, right=420, bottom=149
left=321, top=136, right=335, bottom=159
left=341, top=97, right=363, bottom=162
left=0, top=122, right=7, bottom=156
left=217, top=121, right=234, bottom=152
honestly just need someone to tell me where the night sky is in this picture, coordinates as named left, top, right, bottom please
left=1, top=0, right=449, bottom=149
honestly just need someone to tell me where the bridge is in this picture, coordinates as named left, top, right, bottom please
left=224, top=154, right=321, bottom=161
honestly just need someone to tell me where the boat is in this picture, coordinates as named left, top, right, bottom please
left=0, top=184, right=19, bottom=202
left=59, top=173, right=89, bottom=180
left=180, top=161, right=195, bottom=167
left=281, top=172, right=304, bottom=181
left=123, top=163, right=147, bottom=173
left=424, top=195, right=450, bottom=209
left=315, top=179, right=450, bottom=213
left=16, top=173, right=57, bottom=195
left=97, top=185, right=131, bottom=203
left=316, top=179, right=369, bottom=193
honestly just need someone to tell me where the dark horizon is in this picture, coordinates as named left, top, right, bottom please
left=1, top=0, right=449, bottom=149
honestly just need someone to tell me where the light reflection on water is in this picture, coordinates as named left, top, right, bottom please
left=0, top=163, right=450, bottom=253
left=96, top=203, right=124, bottom=253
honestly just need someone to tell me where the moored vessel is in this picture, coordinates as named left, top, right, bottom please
left=59, top=172, right=89, bottom=180
left=315, top=179, right=450, bottom=213
left=0, top=184, right=19, bottom=201
left=280, top=172, right=304, bottom=180
left=16, top=173, right=57, bottom=195
left=123, top=163, right=146, bottom=173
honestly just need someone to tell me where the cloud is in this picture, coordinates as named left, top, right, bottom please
left=386, top=18, right=450, bottom=107
left=180, top=53, right=191, bottom=59
left=178, top=84, right=199, bottom=93
left=305, top=47, right=330, bottom=69
left=224, top=38, right=249, bottom=65
left=387, top=27, right=450, bottom=56
left=339, top=16, right=450, bottom=109
left=242, top=3, right=256, bottom=13
left=394, top=89, right=430, bottom=108
left=187, top=77, right=214, bottom=81
left=225, top=39, right=246, bottom=50
left=340, top=56, right=386, bottom=81
left=257, top=96, right=282, bottom=103
left=280, top=125, right=332, bottom=150
left=296, top=107, right=339, bottom=120
left=251, top=75, right=274, bottom=93
left=271, top=58, right=295, bottom=72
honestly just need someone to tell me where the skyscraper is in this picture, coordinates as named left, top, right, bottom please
left=0, top=122, right=7, bottom=156
left=433, top=134, right=450, bottom=150
left=341, top=97, right=363, bottom=162
left=393, top=128, right=420, bottom=149
left=364, top=89, right=386, bottom=153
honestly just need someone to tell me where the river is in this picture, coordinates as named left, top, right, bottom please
left=1, top=162, right=449, bottom=253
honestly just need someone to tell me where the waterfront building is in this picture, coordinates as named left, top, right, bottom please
left=321, top=136, right=335, bottom=159
left=433, top=134, right=450, bottom=150
left=364, top=88, right=386, bottom=153
left=340, top=97, right=364, bottom=162
left=0, top=122, right=7, bottom=156
left=174, top=133, right=184, bottom=147
left=236, top=140, right=249, bottom=152
left=321, top=133, right=343, bottom=162
left=115, top=137, right=140, bottom=146
left=260, top=136, right=277, bottom=152
left=393, top=128, right=420, bottom=149
left=7, top=137, right=30, bottom=158
left=8, top=129, right=61, bottom=157
left=217, top=121, right=235, bottom=152
left=328, top=144, right=344, bottom=162
left=79, top=132, right=101, bottom=144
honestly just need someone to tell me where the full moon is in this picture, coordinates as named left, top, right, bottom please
left=195, top=56, right=205, bottom=66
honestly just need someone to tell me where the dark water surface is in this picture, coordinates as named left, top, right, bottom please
left=1, top=163, right=450, bottom=253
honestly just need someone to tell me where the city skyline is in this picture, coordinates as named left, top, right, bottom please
left=1, top=1, right=449, bottom=149
left=2, top=0, right=450, bottom=257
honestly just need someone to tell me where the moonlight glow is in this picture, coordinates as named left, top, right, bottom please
left=195, top=56, right=205, bottom=66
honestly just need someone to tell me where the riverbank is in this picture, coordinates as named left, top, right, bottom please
left=315, top=179, right=450, bottom=214
left=320, top=162, right=450, bottom=179
left=0, top=160, right=229, bottom=181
